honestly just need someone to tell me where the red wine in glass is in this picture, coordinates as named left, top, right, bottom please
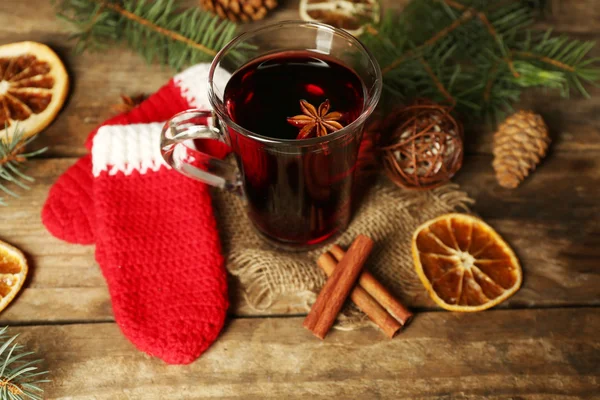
left=223, top=51, right=365, bottom=246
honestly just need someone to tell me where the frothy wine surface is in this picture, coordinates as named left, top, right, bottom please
left=224, top=52, right=364, bottom=140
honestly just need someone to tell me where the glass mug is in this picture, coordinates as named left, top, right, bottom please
left=160, top=21, right=382, bottom=249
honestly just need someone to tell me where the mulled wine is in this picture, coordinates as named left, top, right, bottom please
left=222, top=51, right=365, bottom=245
left=159, top=21, right=382, bottom=249
left=224, top=52, right=364, bottom=140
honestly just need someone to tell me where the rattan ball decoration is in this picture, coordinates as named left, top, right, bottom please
left=378, top=101, right=464, bottom=190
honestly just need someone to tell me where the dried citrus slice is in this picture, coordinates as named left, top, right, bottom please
left=299, top=0, right=380, bottom=36
left=412, top=213, right=522, bottom=312
left=0, top=41, right=69, bottom=141
left=0, top=240, right=28, bottom=313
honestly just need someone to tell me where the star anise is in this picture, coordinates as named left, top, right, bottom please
left=287, top=99, right=345, bottom=139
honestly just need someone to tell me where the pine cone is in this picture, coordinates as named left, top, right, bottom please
left=493, top=110, right=550, bottom=189
left=199, top=0, right=278, bottom=22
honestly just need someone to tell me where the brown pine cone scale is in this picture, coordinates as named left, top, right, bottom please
left=492, top=110, right=550, bottom=189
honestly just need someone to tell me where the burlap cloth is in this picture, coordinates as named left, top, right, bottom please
left=212, top=175, right=473, bottom=329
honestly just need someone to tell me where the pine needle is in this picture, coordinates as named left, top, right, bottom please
left=53, top=0, right=243, bottom=69
left=0, top=327, right=48, bottom=400
left=0, top=125, right=48, bottom=207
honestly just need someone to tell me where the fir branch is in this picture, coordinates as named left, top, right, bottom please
left=0, top=327, right=49, bottom=400
left=418, top=56, right=455, bottom=104
left=368, top=0, right=535, bottom=77
left=0, top=125, right=47, bottom=207
left=361, top=0, right=600, bottom=121
left=484, top=61, right=501, bottom=102
left=54, top=0, right=242, bottom=69
left=378, top=3, right=478, bottom=75
left=508, top=29, right=600, bottom=97
left=103, top=1, right=218, bottom=57
left=513, top=50, right=575, bottom=71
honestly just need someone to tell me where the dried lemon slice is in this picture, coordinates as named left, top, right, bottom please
left=0, top=41, right=69, bottom=141
left=412, top=213, right=522, bottom=312
left=0, top=240, right=28, bottom=313
left=299, top=0, right=380, bottom=36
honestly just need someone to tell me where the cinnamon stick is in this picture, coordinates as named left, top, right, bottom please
left=303, top=235, right=374, bottom=339
left=317, top=252, right=401, bottom=338
left=330, top=245, right=413, bottom=326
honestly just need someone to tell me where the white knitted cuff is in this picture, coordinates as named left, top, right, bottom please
left=92, top=122, right=168, bottom=177
left=174, top=64, right=231, bottom=109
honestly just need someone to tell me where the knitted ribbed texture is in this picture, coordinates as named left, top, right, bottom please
left=42, top=63, right=224, bottom=243
left=42, top=79, right=193, bottom=243
left=41, top=156, right=96, bottom=244
left=92, top=123, right=228, bottom=364
left=41, top=64, right=230, bottom=364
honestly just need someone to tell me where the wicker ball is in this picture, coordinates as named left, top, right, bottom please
left=378, top=101, right=464, bottom=190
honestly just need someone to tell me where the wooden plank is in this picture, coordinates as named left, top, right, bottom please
left=539, top=0, right=600, bottom=33
left=8, top=308, right=599, bottom=399
left=0, top=152, right=597, bottom=323
left=455, top=153, right=600, bottom=309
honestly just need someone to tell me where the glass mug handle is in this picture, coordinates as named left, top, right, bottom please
left=160, top=110, right=244, bottom=197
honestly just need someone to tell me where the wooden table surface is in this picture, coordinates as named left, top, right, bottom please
left=1, top=1, right=599, bottom=398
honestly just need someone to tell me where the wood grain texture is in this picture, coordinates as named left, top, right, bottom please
left=465, top=86, right=600, bottom=154
left=9, top=308, right=598, bottom=399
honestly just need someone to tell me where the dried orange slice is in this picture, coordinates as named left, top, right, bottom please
left=0, top=41, right=69, bottom=141
left=299, top=0, right=380, bottom=36
left=412, top=213, right=522, bottom=312
left=0, top=240, right=28, bottom=313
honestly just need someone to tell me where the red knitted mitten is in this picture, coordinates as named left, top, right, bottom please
left=91, top=122, right=228, bottom=364
left=42, top=64, right=229, bottom=244
left=42, top=64, right=230, bottom=364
